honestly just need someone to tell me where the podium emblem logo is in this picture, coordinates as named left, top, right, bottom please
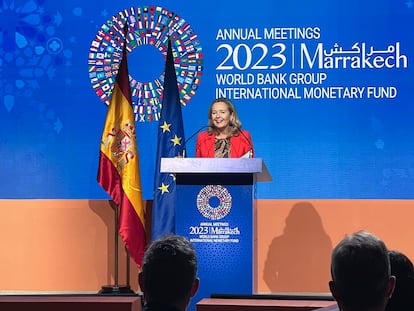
left=196, top=185, right=232, bottom=220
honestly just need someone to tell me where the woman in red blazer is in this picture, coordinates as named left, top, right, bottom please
left=195, top=97, right=254, bottom=158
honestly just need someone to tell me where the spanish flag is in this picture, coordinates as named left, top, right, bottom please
left=97, top=25, right=146, bottom=267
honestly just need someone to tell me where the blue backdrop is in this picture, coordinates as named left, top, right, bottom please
left=1, top=0, right=413, bottom=199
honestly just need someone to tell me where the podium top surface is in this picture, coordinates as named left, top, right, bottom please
left=161, top=157, right=262, bottom=173
left=160, top=158, right=272, bottom=182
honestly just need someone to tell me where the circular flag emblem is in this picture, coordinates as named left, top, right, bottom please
left=197, top=185, right=232, bottom=220
left=88, top=6, right=203, bottom=122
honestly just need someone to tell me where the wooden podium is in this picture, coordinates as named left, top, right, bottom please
left=161, top=158, right=270, bottom=311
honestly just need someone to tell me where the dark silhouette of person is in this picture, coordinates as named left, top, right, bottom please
left=139, top=234, right=199, bottom=311
left=263, top=201, right=333, bottom=292
left=385, top=250, right=414, bottom=311
left=329, top=231, right=395, bottom=311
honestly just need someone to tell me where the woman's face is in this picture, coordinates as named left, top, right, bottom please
left=211, top=101, right=232, bottom=131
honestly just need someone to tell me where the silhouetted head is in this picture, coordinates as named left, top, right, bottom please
left=139, top=235, right=199, bottom=310
left=329, top=231, right=395, bottom=311
left=386, top=250, right=414, bottom=311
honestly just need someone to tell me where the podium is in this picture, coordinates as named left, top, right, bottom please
left=160, top=158, right=270, bottom=311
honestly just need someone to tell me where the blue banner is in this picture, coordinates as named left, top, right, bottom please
left=1, top=0, right=413, bottom=199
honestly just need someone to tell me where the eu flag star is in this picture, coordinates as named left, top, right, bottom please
left=160, top=121, right=171, bottom=132
left=158, top=182, right=169, bottom=194
left=171, top=135, right=182, bottom=146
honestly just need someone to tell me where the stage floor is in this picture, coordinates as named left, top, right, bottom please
left=0, top=293, right=142, bottom=311
left=0, top=293, right=337, bottom=311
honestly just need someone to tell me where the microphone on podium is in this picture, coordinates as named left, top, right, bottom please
left=230, top=122, right=254, bottom=158
left=182, top=125, right=210, bottom=157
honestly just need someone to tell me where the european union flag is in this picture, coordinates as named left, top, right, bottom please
left=152, top=40, right=186, bottom=241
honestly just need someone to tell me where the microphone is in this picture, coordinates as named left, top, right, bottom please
left=182, top=125, right=210, bottom=157
left=230, top=122, right=254, bottom=158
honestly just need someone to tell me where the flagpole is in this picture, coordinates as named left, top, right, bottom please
left=126, top=249, right=131, bottom=286
left=98, top=200, right=135, bottom=295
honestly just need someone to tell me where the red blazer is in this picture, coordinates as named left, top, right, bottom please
left=195, top=130, right=254, bottom=158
